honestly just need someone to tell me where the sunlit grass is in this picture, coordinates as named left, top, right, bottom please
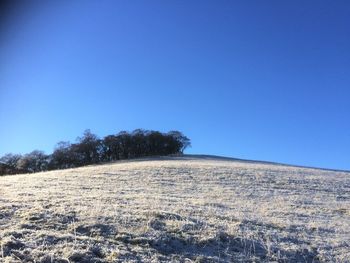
left=0, top=156, right=349, bottom=262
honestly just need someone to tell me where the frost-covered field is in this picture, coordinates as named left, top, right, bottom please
left=0, top=156, right=349, bottom=262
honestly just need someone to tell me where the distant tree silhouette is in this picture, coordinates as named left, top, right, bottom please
left=0, top=153, right=24, bottom=175
left=167, top=131, right=191, bottom=153
left=131, top=129, right=147, bottom=158
left=116, top=131, right=132, bottom=159
left=0, top=153, right=22, bottom=168
left=17, top=150, right=48, bottom=173
left=74, top=129, right=101, bottom=165
left=101, top=135, right=120, bottom=162
left=147, top=130, right=164, bottom=155
left=0, top=129, right=191, bottom=175
left=49, top=141, right=75, bottom=169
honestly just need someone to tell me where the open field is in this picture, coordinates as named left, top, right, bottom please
left=0, top=156, right=349, bottom=262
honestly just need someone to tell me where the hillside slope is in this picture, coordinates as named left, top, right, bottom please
left=0, top=156, right=349, bottom=262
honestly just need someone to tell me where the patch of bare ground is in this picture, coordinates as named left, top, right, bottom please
left=0, top=156, right=349, bottom=262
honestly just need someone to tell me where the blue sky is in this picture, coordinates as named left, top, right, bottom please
left=1, top=1, right=349, bottom=170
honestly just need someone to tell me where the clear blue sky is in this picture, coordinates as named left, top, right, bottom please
left=1, top=1, right=349, bottom=170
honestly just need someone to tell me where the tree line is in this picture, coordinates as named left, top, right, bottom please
left=0, top=129, right=191, bottom=175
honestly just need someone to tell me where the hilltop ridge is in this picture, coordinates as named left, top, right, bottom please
left=95, top=154, right=350, bottom=173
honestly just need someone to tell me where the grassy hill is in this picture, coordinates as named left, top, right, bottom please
left=0, top=155, right=349, bottom=262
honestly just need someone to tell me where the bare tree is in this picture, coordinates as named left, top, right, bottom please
left=17, top=150, right=48, bottom=173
